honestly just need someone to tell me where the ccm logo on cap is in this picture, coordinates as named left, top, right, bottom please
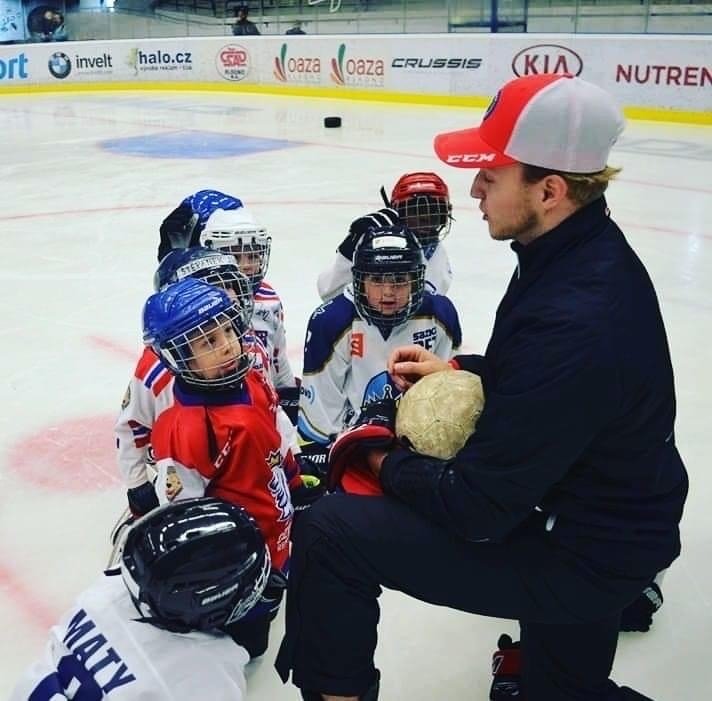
left=446, top=154, right=497, bottom=164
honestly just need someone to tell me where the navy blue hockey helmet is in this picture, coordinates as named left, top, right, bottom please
left=143, top=277, right=253, bottom=391
left=120, top=497, right=270, bottom=632
left=352, top=223, right=426, bottom=333
left=154, top=246, right=254, bottom=329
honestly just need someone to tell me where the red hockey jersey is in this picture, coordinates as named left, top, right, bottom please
left=151, top=369, right=300, bottom=572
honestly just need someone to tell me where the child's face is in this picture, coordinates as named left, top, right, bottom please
left=187, top=319, right=243, bottom=380
left=363, top=273, right=412, bottom=316
left=233, top=250, right=262, bottom=278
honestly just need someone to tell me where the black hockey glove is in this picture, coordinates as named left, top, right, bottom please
left=290, top=474, right=325, bottom=530
left=259, top=569, right=288, bottom=616
left=296, top=441, right=330, bottom=481
left=338, top=207, right=400, bottom=261
left=619, top=581, right=663, bottom=632
left=126, top=481, right=159, bottom=518
left=327, top=397, right=397, bottom=491
left=157, top=202, right=200, bottom=261
left=277, top=384, right=300, bottom=426
left=490, top=634, right=522, bottom=700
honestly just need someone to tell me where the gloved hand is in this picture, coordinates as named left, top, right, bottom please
left=490, top=634, right=522, bottom=700
left=259, top=569, right=288, bottom=616
left=619, top=582, right=663, bottom=632
left=277, top=384, right=300, bottom=426
left=290, top=474, right=325, bottom=516
left=327, top=397, right=397, bottom=491
left=337, top=207, right=400, bottom=261
left=296, top=441, right=330, bottom=481
left=157, top=202, right=200, bottom=261
left=126, top=481, right=159, bottom=518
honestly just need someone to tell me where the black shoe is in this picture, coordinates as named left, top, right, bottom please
left=619, top=582, right=663, bottom=633
left=301, top=670, right=380, bottom=701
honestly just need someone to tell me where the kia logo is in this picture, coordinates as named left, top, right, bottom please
left=511, top=44, right=583, bottom=77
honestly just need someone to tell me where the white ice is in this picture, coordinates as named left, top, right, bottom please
left=0, top=90, right=710, bottom=699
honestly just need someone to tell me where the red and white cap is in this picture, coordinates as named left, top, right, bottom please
left=434, top=73, right=625, bottom=173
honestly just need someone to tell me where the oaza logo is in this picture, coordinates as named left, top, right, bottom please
left=330, top=43, right=384, bottom=87
left=273, top=43, right=321, bottom=83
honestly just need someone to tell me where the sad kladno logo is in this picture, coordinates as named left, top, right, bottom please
left=330, top=43, right=384, bottom=87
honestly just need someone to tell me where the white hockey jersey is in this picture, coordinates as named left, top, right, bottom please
left=115, top=333, right=296, bottom=491
left=298, top=288, right=462, bottom=445
left=316, top=244, right=453, bottom=302
left=252, top=279, right=296, bottom=389
left=10, top=574, right=248, bottom=701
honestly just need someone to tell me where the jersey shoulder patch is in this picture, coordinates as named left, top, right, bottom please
left=303, top=295, right=357, bottom=373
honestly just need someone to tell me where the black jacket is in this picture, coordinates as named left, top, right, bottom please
left=381, top=197, right=688, bottom=577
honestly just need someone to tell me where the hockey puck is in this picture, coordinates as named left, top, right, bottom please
left=324, top=116, right=342, bottom=128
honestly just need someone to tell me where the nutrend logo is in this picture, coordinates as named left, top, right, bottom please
left=330, top=43, right=384, bottom=88
left=273, top=43, right=321, bottom=84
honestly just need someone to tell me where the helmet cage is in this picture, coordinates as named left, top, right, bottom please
left=393, top=194, right=452, bottom=253
left=158, top=304, right=253, bottom=392
left=202, top=225, right=271, bottom=290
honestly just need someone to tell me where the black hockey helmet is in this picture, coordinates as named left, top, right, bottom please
left=352, top=223, right=426, bottom=333
left=120, top=497, right=270, bottom=632
left=153, top=246, right=254, bottom=329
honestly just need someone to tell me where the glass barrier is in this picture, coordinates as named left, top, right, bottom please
left=1, top=0, right=710, bottom=42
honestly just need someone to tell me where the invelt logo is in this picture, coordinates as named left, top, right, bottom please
left=512, top=44, right=583, bottom=77
left=48, top=52, right=71, bottom=79
left=330, top=43, right=384, bottom=87
left=216, top=45, right=250, bottom=82
left=273, top=43, right=321, bottom=84
left=0, top=53, right=28, bottom=80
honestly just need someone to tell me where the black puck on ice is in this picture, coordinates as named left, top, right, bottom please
left=324, top=116, right=342, bottom=128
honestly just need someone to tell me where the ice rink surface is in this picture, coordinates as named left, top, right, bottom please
left=0, top=89, right=710, bottom=699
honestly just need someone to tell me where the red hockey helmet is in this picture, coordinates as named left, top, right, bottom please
left=389, top=172, right=452, bottom=254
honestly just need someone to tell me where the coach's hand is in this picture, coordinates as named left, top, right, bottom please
left=388, top=344, right=450, bottom=391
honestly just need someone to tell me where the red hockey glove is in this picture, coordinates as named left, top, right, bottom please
left=327, top=398, right=396, bottom=492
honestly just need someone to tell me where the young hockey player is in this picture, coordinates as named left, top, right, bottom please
left=114, top=247, right=267, bottom=520
left=143, top=277, right=321, bottom=658
left=298, top=221, right=462, bottom=476
left=200, top=205, right=299, bottom=419
left=11, top=497, right=270, bottom=701
left=317, top=172, right=454, bottom=301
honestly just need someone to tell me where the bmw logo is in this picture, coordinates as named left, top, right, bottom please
left=48, top=52, right=71, bottom=79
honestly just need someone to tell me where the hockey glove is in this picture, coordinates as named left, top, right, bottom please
left=277, top=384, right=300, bottom=426
left=338, top=207, right=400, bottom=261
left=296, top=441, right=330, bottom=481
left=259, top=569, right=288, bottom=616
left=157, top=202, right=200, bottom=261
left=291, top=474, right=325, bottom=517
left=490, top=634, right=522, bottom=701
left=126, top=481, right=160, bottom=518
left=619, top=582, right=663, bottom=632
left=327, top=398, right=397, bottom=492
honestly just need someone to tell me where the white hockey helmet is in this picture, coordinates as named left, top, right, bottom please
left=201, top=207, right=271, bottom=290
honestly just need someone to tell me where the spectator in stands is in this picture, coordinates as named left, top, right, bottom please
left=232, top=3, right=260, bottom=36
left=285, top=20, right=305, bottom=35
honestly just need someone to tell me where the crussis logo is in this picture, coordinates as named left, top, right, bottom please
left=330, top=43, right=384, bottom=87
left=273, top=43, right=321, bottom=83
left=392, top=57, right=482, bottom=70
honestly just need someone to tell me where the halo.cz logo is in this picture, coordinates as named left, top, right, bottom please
left=216, top=45, right=250, bottom=82
left=48, top=52, right=71, bottom=79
